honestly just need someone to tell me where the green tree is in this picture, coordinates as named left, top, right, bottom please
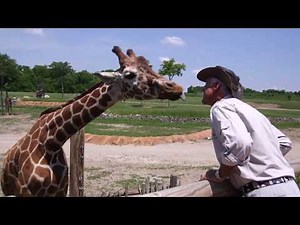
left=158, top=58, right=186, bottom=81
left=0, top=53, right=20, bottom=114
left=64, top=70, right=100, bottom=93
left=48, top=61, right=75, bottom=97
left=32, top=65, right=51, bottom=92
left=13, top=65, right=35, bottom=92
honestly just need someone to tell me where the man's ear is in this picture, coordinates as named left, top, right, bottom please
left=213, top=81, right=222, bottom=91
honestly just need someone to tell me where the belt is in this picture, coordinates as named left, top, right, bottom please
left=240, top=176, right=295, bottom=195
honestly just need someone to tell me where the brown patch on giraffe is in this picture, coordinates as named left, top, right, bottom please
left=45, top=139, right=60, bottom=150
left=22, top=159, right=34, bottom=181
left=48, top=124, right=56, bottom=137
left=100, top=86, right=107, bottom=93
left=18, top=172, right=26, bottom=186
left=93, top=89, right=101, bottom=98
left=62, top=105, right=72, bottom=121
left=27, top=175, right=43, bottom=195
left=36, top=188, right=46, bottom=196
left=46, top=113, right=54, bottom=123
left=90, top=106, right=103, bottom=118
left=20, top=136, right=31, bottom=151
left=39, top=117, right=47, bottom=128
left=56, top=129, right=67, bottom=143
left=29, top=140, right=38, bottom=154
left=38, top=128, right=48, bottom=143
left=55, top=115, right=64, bottom=127
left=34, top=166, right=51, bottom=186
left=98, top=94, right=112, bottom=108
left=72, top=114, right=83, bottom=128
left=57, top=152, right=66, bottom=164
left=86, top=97, right=97, bottom=107
left=51, top=165, right=65, bottom=183
left=72, top=101, right=84, bottom=114
left=64, top=121, right=78, bottom=135
left=31, top=128, right=41, bottom=140
left=81, top=109, right=91, bottom=124
left=18, top=150, right=30, bottom=165
left=47, top=185, right=58, bottom=194
left=43, top=153, right=53, bottom=164
left=80, top=95, right=89, bottom=104
left=31, top=147, right=45, bottom=164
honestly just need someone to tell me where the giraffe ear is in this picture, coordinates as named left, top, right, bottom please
left=94, top=71, right=122, bottom=81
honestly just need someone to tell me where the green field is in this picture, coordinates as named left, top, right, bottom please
left=2, top=91, right=300, bottom=137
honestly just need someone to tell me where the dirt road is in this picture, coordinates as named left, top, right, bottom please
left=1, top=128, right=300, bottom=196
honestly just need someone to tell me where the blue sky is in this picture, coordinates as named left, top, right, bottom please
left=1, top=28, right=299, bottom=92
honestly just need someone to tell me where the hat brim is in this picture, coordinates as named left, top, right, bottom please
left=196, top=67, right=231, bottom=85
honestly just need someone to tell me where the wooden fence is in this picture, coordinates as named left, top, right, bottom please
left=69, top=128, right=85, bottom=197
left=69, top=129, right=300, bottom=197
left=139, top=160, right=300, bottom=197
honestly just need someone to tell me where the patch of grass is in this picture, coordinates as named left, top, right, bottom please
left=85, top=118, right=210, bottom=137
left=116, top=174, right=145, bottom=189
left=3, top=92, right=300, bottom=137
left=138, top=164, right=216, bottom=171
left=85, top=167, right=111, bottom=180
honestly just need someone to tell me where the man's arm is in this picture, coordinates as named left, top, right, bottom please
left=200, top=163, right=236, bottom=183
left=272, top=125, right=292, bottom=156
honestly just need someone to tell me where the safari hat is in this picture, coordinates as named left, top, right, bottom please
left=197, top=65, right=244, bottom=99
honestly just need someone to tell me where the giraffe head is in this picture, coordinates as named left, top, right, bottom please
left=94, top=46, right=185, bottom=101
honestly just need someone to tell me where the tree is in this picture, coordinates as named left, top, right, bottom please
left=0, top=53, right=20, bottom=114
left=158, top=58, right=186, bottom=107
left=48, top=61, right=74, bottom=98
left=158, top=58, right=186, bottom=81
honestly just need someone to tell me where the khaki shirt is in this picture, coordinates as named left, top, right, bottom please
left=210, top=96, right=295, bottom=189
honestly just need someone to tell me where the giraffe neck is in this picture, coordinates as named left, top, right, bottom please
left=42, top=82, right=123, bottom=150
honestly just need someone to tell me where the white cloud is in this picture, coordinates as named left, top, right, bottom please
left=161, top=36, right=186, bottom=46
left=159, top=57, right=170, bottom=62
left=24, top=29, right=44, bottom=36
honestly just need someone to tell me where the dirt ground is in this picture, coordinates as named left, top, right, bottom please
left=0, top=103, right=300, bottom=196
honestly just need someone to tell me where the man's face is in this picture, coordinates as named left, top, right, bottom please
left=201, top=78, right=218, bottom=106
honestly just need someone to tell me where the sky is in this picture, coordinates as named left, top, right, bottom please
left=0, top=28, right=300, bottom=92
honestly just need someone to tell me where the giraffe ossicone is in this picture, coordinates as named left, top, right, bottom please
left=0, top=46, right=184, bottom=197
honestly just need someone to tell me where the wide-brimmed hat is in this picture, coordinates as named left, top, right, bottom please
left=197, top=65, right=244, bottom=99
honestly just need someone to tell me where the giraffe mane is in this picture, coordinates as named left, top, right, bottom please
left=39, top=81, right=104, bottom=117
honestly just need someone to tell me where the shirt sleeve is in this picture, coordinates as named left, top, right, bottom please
left=211, top=105, right=253, bottom=166
left=271, top=124, right=292, bottom=156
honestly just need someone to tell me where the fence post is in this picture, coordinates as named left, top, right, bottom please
left=69, top=128, right=85, bottom=197
left=169, top=174, right=178, bottom=188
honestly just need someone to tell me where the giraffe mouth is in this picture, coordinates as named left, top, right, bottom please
left=161, top=90, right=185, bottom=101
left=170, top=93, right=185, bottom=101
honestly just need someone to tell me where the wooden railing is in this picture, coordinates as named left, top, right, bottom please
left=139, top=160, right=300, bottom=197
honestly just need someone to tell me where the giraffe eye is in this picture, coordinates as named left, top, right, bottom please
left=124, top=71, right=137, bottom=80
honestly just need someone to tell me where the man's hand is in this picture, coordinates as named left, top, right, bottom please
left=199, top=169, right=226, bottom=183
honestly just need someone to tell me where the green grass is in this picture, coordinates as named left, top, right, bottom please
left=85, top=117, right=210, bottom=137
left=2, top=91, right=300, bottom=137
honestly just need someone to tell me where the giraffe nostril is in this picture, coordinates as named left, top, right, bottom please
left=166, top=83, right=174, bottom=88
left=124, top=71, right=137, bottom=80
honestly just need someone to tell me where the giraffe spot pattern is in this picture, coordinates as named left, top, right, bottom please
left=56, top=129, right=67, bottom=143
left=64, top=121, right=78, bottom=135
left=72, top=101, right=84, bottom=114
left=62, top=105, right=72, bottom=121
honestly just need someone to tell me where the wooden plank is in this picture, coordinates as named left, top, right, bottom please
left=139, top=179, right=240, bottom=197
left=139, top=160, right=300, bottom=197
left=69, top=128, right=85, bottom=197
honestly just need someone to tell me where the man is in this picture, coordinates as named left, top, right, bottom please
left=198, top=65, right=300, bottom=197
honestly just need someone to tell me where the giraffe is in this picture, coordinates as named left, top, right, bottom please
left=4, top=92, right=12, bottom=115
left=0, top=46, right=184, bottom=197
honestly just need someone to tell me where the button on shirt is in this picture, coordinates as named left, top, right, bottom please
left=210, top=96, right=295, bottom=189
